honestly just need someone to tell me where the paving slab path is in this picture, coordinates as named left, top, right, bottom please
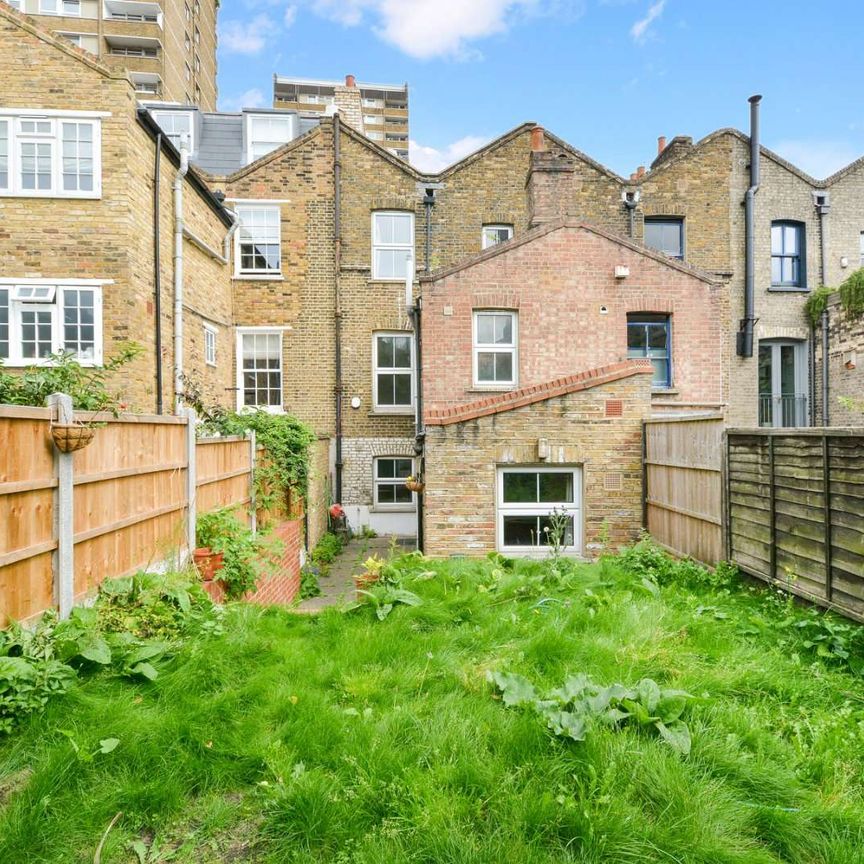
left=294, top=536, right=413, bottom=613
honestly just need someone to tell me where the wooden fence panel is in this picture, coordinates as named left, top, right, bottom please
left=643, top=416, right=725, bottom=564
left=0, top=406, right=261, bottom=626
left=196, top=437, right=252, bottom=515
left=727, top=429, right=864, bottom=623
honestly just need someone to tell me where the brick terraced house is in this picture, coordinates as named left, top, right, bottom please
left=419, top=217, right=725, bottom=556
left=4, top=5, right=863, bottom=555
left=0, top=5, right=235, bottom=414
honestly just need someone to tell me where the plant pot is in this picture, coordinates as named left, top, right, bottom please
left=193, top=547, right=225, bottom=582
left=51, top=423, right=95, bottom=453
left=405, top=479, right=425, bottom=494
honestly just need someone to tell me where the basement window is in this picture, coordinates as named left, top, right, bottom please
left=0, top=282, right=102, bottom=366
left=374, top=457, right=415, bottom=509
left=497, top=467, right=582, bottom=555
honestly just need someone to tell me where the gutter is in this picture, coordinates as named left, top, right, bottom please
left=173, top=136, right=189, bottom=413
left=737, top=94, right=761, bottom=358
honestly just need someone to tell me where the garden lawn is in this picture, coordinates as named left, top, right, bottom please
left=2, top=550, right=864, bottom=863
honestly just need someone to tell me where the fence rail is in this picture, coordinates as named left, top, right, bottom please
left=726, top=428, right=864, bottom=623
left=0, top=400, right=255, bottom=626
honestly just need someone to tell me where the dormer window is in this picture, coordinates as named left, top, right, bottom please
left=151, top=111, right=194, bottom=152
left=245, top=114, right=296, bottom=164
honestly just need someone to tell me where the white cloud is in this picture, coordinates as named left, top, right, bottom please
left=770, top=139, right=861, bottom=180
left=630, top=0, right=665, bottom=43
left=219, top=14, right=274, bottom=55
left=283, top=3, right=298, bottom=26
left=409, top=135, right=490, bottom=172
left=310, top=0, right=545, bottom=59
left=220, top=88, right=266, bottom=112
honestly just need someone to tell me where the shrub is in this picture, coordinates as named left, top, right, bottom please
left=196, top=508, right=277, bottom=599
left=0, top=343, right=141, bottom=412
left=309, top=532, right=345, bottom=578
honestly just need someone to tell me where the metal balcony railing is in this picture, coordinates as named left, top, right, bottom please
left=758, top=394, right=808, bottom=427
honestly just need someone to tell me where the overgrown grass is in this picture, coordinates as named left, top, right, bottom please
left=2, top=547, right=864, bottom=862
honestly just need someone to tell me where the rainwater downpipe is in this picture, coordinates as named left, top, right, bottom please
left=153, top=132, right=164, bottom=414
left=173, top=135, right=189, bottom=413
left=623, top=190, right=639, bottom=239
left=816, top=194, right=831, bottom=426
left=738, top=94, right=762, bottom=358
left=423, top=187, right=435, bottom=274
left=333, top=114, right=344, bottom=504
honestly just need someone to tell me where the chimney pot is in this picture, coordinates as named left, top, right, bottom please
left=657, top=135, right=666, bottom=155
left=345, top=74, right=356, bottom=88
left=530, top=126, right=545, bottom=153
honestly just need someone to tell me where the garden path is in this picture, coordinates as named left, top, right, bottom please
left=294, top=535, right=411, bottom=613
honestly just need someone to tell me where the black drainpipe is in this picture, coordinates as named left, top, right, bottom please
left=333, top=115, right=344, bottom=503
left=423, top=187, right=434, bottom=273
left=737, top=94, right=762, bottom=358
left=623, top=190, right=638, bottom=238
left=815, top=193, right=831, bottom=426
left=153, top=132, right=164, bottom=414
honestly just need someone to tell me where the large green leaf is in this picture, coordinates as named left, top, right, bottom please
left=655, top=690, right=692, bottom=723
left=488, top=671, right=537, bottom=707
left=77, top=634, right=112, bottom=666
left=544, top=709, right=587, bottom=741
left=0, top=656, right=36, bottom=681
left=656, top=720, right=692, bottom=755
left=636, top=679, right=661, bottom=713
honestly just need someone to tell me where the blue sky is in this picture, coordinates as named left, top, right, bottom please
left=216, top=0, right=864, bottom=177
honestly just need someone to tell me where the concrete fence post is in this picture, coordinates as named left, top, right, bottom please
left=48, top=392, right=74, bottom=620
left=248, top=429, right=257, bottom=535
left=184, top=407, right=197, bottom=558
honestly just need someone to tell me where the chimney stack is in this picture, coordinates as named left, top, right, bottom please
left=345, top=74, right=356, bottom=88
left=530, top=125, right=545, bottom=152
left=636, top=165, right=646, bottom=179
left=657, top=135, right=666, bottom=155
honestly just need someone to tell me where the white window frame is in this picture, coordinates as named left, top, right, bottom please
left=372, top=331, right=414, bottom=413
left=233, top=204, right=282, bottom=278
left=473, top=310, right=518, bottom=389
left=38, top=0, right=60, bottom=13
left=0, top=280, right=104, bottom=367
left=373, top=456, right=416, bottom=511
left=481, top=224, right=514, bottom=250
left=235, top=328, right=283, bottom=413
left=61, top=0, right=81, bottom=15
left=0, top=113, right=101, bottom=199
left=150, top=110, right=194, bottom=152
left=244, top=113, right=295, bottom=165
left=496, top=466, right=582, bottom=556
left=7, top=0, right=22, bottom=9
left=371, top=211, right=414, bottom=281
left=203, top=323, right=217, bottom=366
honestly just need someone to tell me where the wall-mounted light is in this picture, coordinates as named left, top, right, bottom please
left=840, top=256, right=849, bottom=269
left=614, top=265, right=629, bottom=279
left=350, top=396, right=361, bottom=409
left=599, top=305, right=609, bottom=315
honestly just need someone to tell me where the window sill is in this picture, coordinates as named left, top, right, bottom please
left=232, top=274, right=285, bottom=282
left=651, top=388, right=679, bottom=396
left=0, top=190, right=101, bottom=200
left=768, top=286, right=809, bottom=293
left=368, top=410, right=415, bottom=417
left=370, top=506, right=416, bottom=514
left=466, top=385, right=517, bottom=393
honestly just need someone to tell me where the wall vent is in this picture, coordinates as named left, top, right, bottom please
left=605, top=399, right=623, bottom=417
left=604, top=473, right=623, bottom=491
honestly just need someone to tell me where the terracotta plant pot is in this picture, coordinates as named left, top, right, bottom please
left=51, top=423, right=95, bottom=453
left=193, top=547, right=225, bottom=582
left=405, top=479, right=425, bottom=494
